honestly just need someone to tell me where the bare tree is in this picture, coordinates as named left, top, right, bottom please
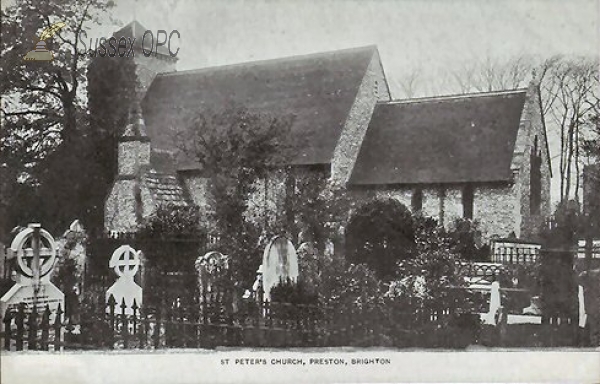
left=542, top=57, right=599, bottom=202
left=443, top=54, right=599, bottom=205
left=394, top=67, right=422, bottom=99
left=446, top=55, right=535, bottom=94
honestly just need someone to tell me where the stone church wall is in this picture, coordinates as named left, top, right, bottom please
left=104, top=179, right=140, bottom=233
left=443, top=188, right=463, bottom=227
left=473, top=184, right=519, bottom=240
left=118, top=141, right=151, bottom=176
left=181, top=175, right=210, bottom=211
left=331, top=51, right=391, bottom=186
left=348, top=183, right=520, bottom=242
left=516, top=86, right=552, bottom=240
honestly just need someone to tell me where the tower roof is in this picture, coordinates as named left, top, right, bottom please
left=113, top=20, right=175, bottom=59
left=122, top=105, right=150, bottom=141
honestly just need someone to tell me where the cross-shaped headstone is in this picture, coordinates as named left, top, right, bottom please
left=11, top=225, right=57, bottom=280
left=109, top=245, right=140, bottom=278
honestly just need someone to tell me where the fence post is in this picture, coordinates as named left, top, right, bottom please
left=121, top=298, right=129, bottom=349
left=153, top=306, right=162, bottom=349
left=3, top=309, right=13, bottom=351
left=27, top=304, right=38, bottom=350
left=15, top=303, right=25, bottom=351
left=40, top=305, right=51, bottom=351
left=53, top=303, right=63, bottom=352
left=180, top=302, right=187, bottom=348
left=107, top=294, right=116, bottom=349
left=132, top=299, right=139, bottom=347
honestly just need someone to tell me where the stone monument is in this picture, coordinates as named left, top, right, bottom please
left=482, top=281, right=502, bottom=325
left=1, top=224, right=65, bottom=327
left=106, top=245, right=143, bottom=315
left=194, top=251, right=229, bottom=300
left=261, top=236, right=299, bottom=301
left=53, top=220, right=87, bottom=320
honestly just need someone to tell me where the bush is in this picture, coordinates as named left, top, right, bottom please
left=446, top=218, right=490, bottom=261
left=345, top=199, right=415, bottom=279
left=137, top=204, right=205, bottom=239
left=270, top=277, right=318, bottom=305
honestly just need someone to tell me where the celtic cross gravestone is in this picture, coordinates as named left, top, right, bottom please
left=106, top=245, right=143, bottom=315
left=0, top=224, right=65, bottom=327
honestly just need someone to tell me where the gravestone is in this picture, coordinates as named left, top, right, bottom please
left=0, top=224, right=65, bottom=327
left=578, top=268, right=600, bottom=338
left=261, top=236, right=299, bottom=301
left=482, top=281, right=502, bottom=325
left=55, top=220, right=87, bottom=287
left=106, top=245, right=142, bottom=315
left=578, top=285, right=587, bottom=328
left=194, top=251, right=229, bottom=300
left=54, top=220, right=87, bottom=319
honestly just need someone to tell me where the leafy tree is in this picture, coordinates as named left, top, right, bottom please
left=537, top=200, right=581, bottom=316
left=286, top=172, right=352, bottom=253
left=84, top=53, right=137, bottom=232
left=178, top=106, right=294, bottom=287
left=1, top=0, right=116, bottom=235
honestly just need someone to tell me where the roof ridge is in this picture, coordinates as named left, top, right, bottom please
left=156, top=45, right=378, bottom=78
left=113, top=20, right=147, bottom=37
left=144, top=171, right=179, bottom=179
left=385, top=88, right=528, bottom=105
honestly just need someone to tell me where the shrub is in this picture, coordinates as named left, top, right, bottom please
left=345, top=199, right=415, bottom=279
left=269, top=277, right=318, bottom=305
left=446, top=218, right=490, bottom=261
left=137, top=204, right=205, bottom=239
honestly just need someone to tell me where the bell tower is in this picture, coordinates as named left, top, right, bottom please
left=112, top=20, right=178, bottom=101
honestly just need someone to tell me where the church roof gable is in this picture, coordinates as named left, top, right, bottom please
left=141, top=46, right=377, bottom=168
left=349, top=90, right=528, bottom=186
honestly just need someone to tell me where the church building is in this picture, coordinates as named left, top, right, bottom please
left=103, top=21, right=552, bottom=243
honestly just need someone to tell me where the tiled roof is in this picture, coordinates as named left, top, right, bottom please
left=349, top=90, right=528, bottom=186
left=143, top=172, right=189, bottom=206
left=141, top=46, right=378, bottom=168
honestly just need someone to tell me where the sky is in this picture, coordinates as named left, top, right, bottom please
left=97, top=0, right=599, bottom=98
left=103, top=0, right=599, bottom=206
left=3, top=0, right=600, bottom=205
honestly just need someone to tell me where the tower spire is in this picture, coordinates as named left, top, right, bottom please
left=122, top=102, right=148, bottom=139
